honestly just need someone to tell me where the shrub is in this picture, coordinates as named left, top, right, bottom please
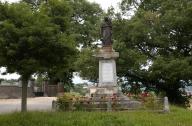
left=57, top=93, right=92, bottom=111
left=141, top=92, right=163, bottom=110
left=57, top=93, right=79, bottom=111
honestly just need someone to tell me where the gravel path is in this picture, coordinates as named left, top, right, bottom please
left=0, top=97, right=56, bottom=114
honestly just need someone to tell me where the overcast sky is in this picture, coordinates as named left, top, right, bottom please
left=89, top=0, right=121, bottom=11
left=0, top=0, right=121, bottom=83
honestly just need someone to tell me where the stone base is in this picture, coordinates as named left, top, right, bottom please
left=95, top=47, right=119, bottom=59
left=101, top=46, right=113, bottom=52
left=90, top=46, right=141, bottom=110
left=90, top=87, right=142, bottom=110
left=94, top=48, right=119, bottom=87
left=95, top=87, right=118, bottom=95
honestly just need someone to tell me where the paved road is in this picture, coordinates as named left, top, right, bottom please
left=0, top=97, right=56, bottom=114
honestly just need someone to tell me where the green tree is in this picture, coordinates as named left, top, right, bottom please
left=38, top=0, right=103, bottom=89
left=113, top=0, right=192, bottom=105
left=0, top=1, right=76, bottom=111
left=75, top=48, right=98, bottom=83
left=40, top=0, right=103, bottom=48
left=66, top=0, right=103, bottom=85
left=69, top=0, right=103, bottom=47
left=39, top=0, right=76, bottom=90
left=22, top=0, right=45, bottom=9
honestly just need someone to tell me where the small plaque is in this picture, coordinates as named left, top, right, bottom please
left=101, top=62, right=114, bottom=83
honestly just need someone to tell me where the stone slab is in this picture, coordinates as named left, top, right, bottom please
left=95, top=87, right=118, bottom=95
left=99, top=59, right=117, bottom=87
left=101, top=62, right=114, bottom=82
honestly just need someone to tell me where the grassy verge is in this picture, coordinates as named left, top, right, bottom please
left=0, top=106, right=191, bottom=126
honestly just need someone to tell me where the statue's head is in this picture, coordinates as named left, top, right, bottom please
left=104, top=17, right=110, bottom=22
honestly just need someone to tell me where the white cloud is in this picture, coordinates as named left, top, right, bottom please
left=72, top=74, right=88, bottom=84
left=88, top=0, right=121, bottom=11
left=0, top=67, right=20, bottom=80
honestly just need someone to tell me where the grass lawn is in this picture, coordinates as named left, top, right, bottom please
left=0, top=106, right=191, bottom=126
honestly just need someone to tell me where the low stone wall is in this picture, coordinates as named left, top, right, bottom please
left=0, top=85, right=34, bottom=99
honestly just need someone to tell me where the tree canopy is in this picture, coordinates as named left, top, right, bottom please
left=0, top=1, right=77, bottom=111
left=113, top=0, right=192, bottom=105
left=0, top=0, right=104, bottom=111
left=76, top=0, right=192, bottom=106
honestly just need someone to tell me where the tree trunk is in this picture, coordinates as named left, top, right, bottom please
left=21, top=77, right=28, bottom=112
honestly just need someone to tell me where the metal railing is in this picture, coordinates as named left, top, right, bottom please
left=53, top=97, right=169, bottom=112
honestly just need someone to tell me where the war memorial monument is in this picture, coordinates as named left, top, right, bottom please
left=94, top=17, right=119, bottom=95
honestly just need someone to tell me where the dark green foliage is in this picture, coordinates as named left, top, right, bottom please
left=0, top=2, right=76, bottom=76
left=113, top=0, right=192, bottom=106
left=39, top=0, right=103, bottom=85
left=57, top=93, right=76, bottom=111
left=75, top=48, right=99, bottom=83
left=68, top=0, right=103, bottom=47
left=0, top=1, right=77, bottom=111
left=62, top=0, right=103, bottom=83
left=0, top=0, right=104, bottom=111
left=22, top=0, right=44, bottom=7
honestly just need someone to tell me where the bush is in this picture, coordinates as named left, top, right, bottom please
left=57, top=93, right=92, bottom=111
left=57, top=93, right=79, bottom=111
left=141, top=92, right=163, bottom=110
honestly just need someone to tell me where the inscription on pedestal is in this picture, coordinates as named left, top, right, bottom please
left=101, top=62, right=114, bottom=83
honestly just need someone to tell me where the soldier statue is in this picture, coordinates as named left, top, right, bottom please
left=101, top=17, right=112, bottom=46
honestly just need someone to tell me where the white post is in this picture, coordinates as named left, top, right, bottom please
left=164, top=96, right=170, bottom=113
left=107, top=98, right=112, bottom=111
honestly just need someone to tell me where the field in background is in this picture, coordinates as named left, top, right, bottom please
left=0, top=106, right=191, bottom=126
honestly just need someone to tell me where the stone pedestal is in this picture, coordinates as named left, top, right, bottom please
left=94, top=46, right=119, bottom=95
left=89, top=46, right=141, bottom=110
